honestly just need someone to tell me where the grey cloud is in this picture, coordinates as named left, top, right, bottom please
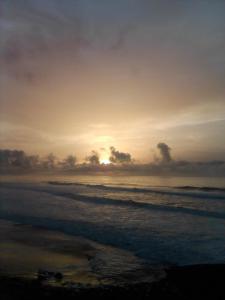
left=0, top=149, right=39, bottom=169
left=1, top=146, right=225, bottom=177
left=157, top=143, right=172, bottom=163
left=0, top=1, right=90, bottom=83
left=62, top=155, right=77, bottom=169
left=109, top=146, right=132, bottom=164
left=86, top=151, right=100, bottom=165
left=42, top=153, right=57, bottom=169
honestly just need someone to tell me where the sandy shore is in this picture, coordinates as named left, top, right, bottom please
left=1, top=220, right=225, bottom=299
left=0, top=220, right=164, bottom=287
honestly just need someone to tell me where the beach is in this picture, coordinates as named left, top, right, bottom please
left=0, top=219, right=165, bottom=298
left=0, top=220, right=164, bottom=286
left=1, top=220, right=225, bottom=299
left=0, top=176, right=225, bottom=298
left=1, top=0, right=225, bottom=297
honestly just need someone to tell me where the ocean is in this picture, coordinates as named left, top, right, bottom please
left=0, top=175, right=225, bottom=267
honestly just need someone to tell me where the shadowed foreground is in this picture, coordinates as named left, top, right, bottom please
left=1, top=264, right=225, bottom=300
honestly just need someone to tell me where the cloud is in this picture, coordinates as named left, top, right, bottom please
left=0, top=1, right=90, bottom=83
left=1, top=144, right=225, bottom=177
left=0, top=122, right=53, bottom=147
left=0, top=0, right=224, bottom=162
left=85, top=150, right=100, bottom=165
left=148, top=159, right=225, bottom=177
left=42, top=153, right=57, bottom=169
left=0, top=149, right=39, bottom=169
left=157, top=143, right=172, bottom=163
left=109, top=146, right=132, bottom=164
left=62, top=155, right=77, bottom=169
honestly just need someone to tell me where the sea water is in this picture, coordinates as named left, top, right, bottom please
left=0, top=175, right=225, bottom=266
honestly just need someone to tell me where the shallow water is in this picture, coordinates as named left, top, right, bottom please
left=0, top=220, right=157, bottom=286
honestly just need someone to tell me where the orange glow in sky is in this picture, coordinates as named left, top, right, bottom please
left=1, top=1, right=225, bottom=162
left=100, top=158, right=111, bottom=165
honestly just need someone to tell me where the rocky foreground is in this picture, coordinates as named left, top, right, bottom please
left=1, top=264, right=225, bottom=300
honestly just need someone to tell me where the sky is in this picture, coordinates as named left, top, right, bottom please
left=0, top=0, right=225, bottom=163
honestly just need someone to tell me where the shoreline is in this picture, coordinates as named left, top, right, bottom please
left=0, top=220, right=164, bottom=287
left=1, top=220, right=225, bottom=298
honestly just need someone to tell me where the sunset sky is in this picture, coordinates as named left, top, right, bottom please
left=1, top=0, right=225, bottom=163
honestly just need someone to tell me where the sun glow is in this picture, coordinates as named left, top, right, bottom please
left=100, top=158, right=110, bottom=165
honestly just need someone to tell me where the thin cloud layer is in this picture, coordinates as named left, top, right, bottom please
left=0, top=1, right=225, bottom=161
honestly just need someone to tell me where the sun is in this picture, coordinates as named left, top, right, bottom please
left=100, top=158, right=110, bottom=165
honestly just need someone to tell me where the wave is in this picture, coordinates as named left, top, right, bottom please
left=1, top=182, right=225, bottom=265
left=47, top=181, right=225, bottom=200
left=176, top=186, right=225, bottom=193
left=0, top=212, right=185, bottom=264
left=44, top=191, right=225, bottom=220
left=2, top=183, right=225, bottom=220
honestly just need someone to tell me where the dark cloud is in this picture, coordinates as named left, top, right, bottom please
left=0, top=149, right=39, bottom=169
left=40, top=153, right=57, bottom=169
left=1, top=34, right=89, bottom=83
left=62, top=155, right=77, bottom=169
left=109, top=146, right=132, bottom=164
left=157, top=143, right=172, bottom=163
left=86, top=150, right=100, bottom=165
left=1, top=146, right=225, bottom=177
left=0, top=1, right=90, bottom=83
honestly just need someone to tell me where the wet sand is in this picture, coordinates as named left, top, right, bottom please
left=1, top=220, right=225, bottom=299
left=0, top=220, right=164, bottom=287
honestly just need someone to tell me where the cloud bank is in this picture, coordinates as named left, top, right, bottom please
left=1, top=144, right=225, bottom=177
